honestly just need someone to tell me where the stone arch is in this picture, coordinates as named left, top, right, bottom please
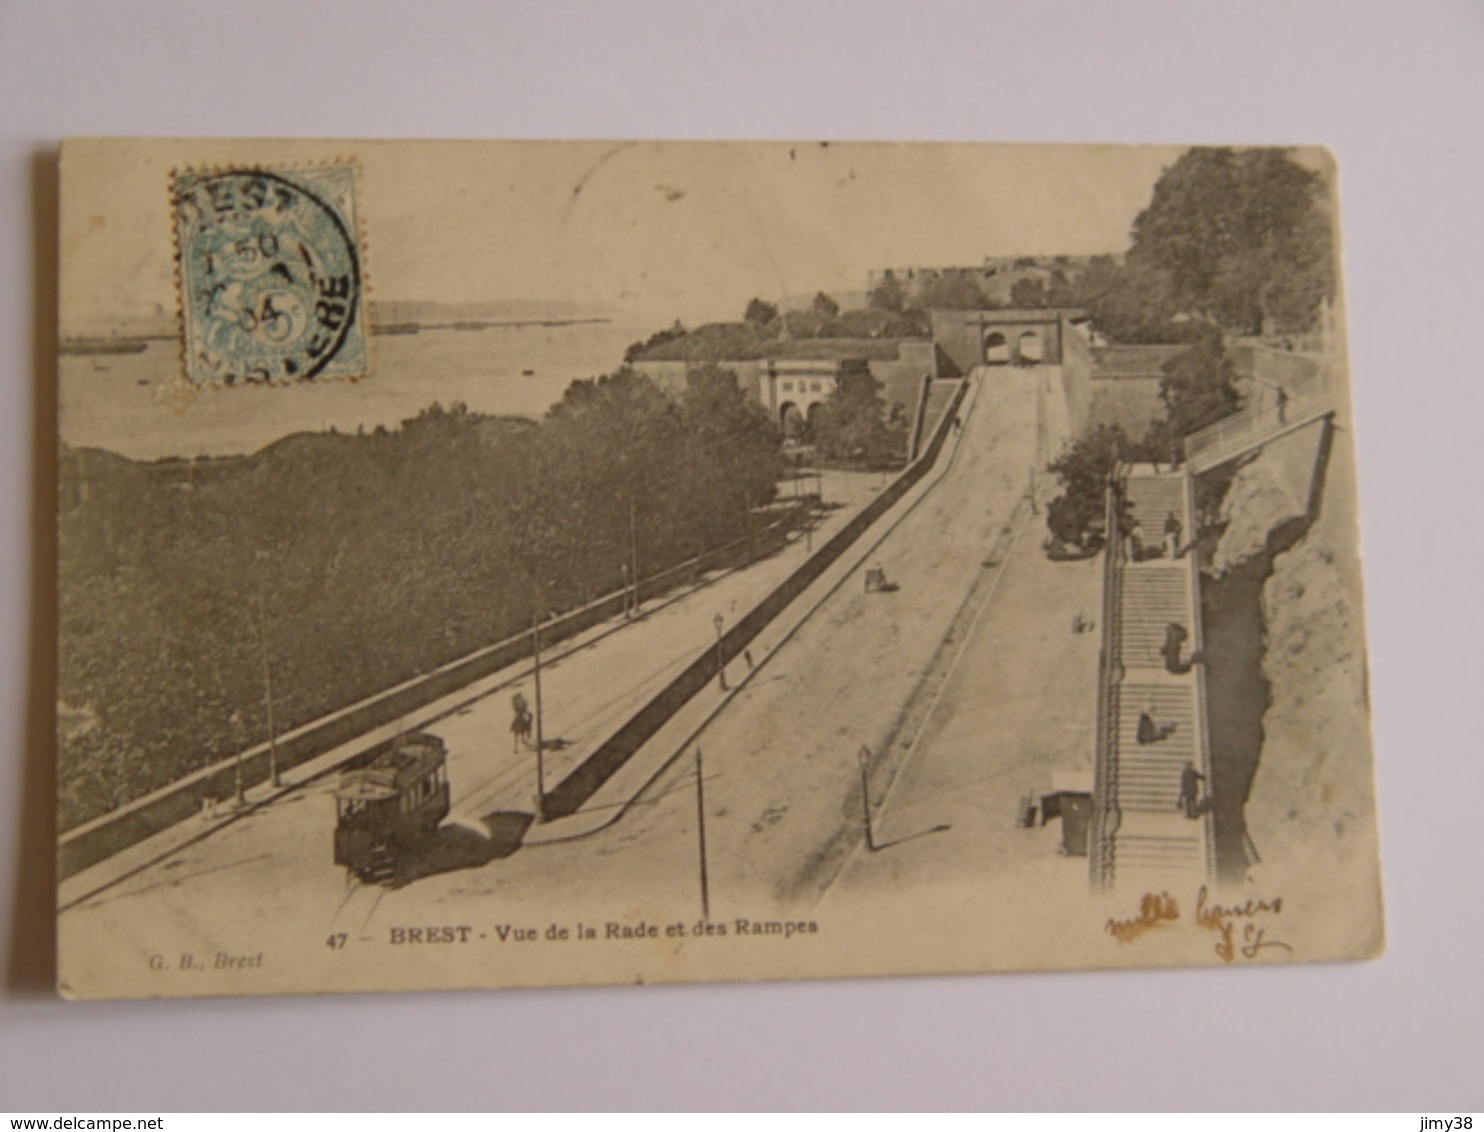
left=984, top=331, right=1010, bottom=365
left=780, top=401, right=805, bottom=438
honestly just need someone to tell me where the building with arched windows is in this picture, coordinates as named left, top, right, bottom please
left=929, top=308, right=1087, bottom=374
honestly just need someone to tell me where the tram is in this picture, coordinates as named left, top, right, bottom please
left=333, top=732, right=450, bottom=885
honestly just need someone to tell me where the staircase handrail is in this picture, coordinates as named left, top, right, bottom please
left=1088, top=465, right=1124, bottom=890
left=1179, top=471, right=1219, bottom=879
left=1186, top=392, right=1338, bottom=469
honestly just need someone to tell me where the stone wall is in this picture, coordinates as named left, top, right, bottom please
left=1198, top=414, right=1381, bottom=929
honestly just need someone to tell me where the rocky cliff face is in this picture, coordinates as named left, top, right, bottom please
left=1201, top=418, right=1379, bottom=889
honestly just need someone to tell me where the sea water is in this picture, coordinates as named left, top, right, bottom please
left=60, top=314, right=657, bottom=461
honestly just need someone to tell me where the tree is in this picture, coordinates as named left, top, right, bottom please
left=867, top=270, right=906, bottom=313
left=679, top=365, right=781, bottom=537
left=744, top=297, right=779, bottom=326
left=1129, top=147, right=1334, bottom=334
left=624, top=320, right=687, bottom=363
left=1072, top=255, right=1186, bottom=344
left=536, top=368, right=689, bottom=607
left=918, top=273, right=990, bottom=310
left=1010, top=277, right=1049, bottom=309
left=811, top=291, right=840, bottom=318
left=812, top=370, right=907, bottom=467
left=1045, top=424, right=1132, bottom=549
left=1157, top=326, right=1243, bottom=439
left=1046, top=268, right=1075, bottom=308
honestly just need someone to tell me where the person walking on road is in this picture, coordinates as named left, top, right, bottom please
left=510, top=692, right=533, bottom=752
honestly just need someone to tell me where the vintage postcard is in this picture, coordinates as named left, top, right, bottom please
left=55, top=139, right=1383, bottom=999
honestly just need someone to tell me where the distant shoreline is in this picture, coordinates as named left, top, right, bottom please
left=433, top=317, right=612, bottom=332
left=60, top=315, right=617, bottom=353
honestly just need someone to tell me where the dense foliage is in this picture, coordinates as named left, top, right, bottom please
left=744, top=297, right=779, bottom=326
left=1045, top=328, right=1243, bottom=551
left=1128, top=147, right=1334, bottom=336
left=1155, top=326, right=1242, bottom=438
left=867, top=269, right=907, bottom=313
left=58, top=368, right=781, bottom=828
left=623, top=320, right=688, bottom=363
left=634, top=309, right=928, bottom=363
left=915, top=273, right=991, bottom=311
left=810, top=370, right=910, bottom=469
left=1000, top=149, right=1335, bottom=343
left=1045, top=424, right=1143, bottom=550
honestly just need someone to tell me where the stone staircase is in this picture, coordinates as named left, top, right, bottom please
left=1090, top=467, right=1216, bottom=889
left=1117, top=568, right=1189, bottom=668
left=1109, top=681, right=1199, bottom=812
left=1122, top=472, right=1186, bottom=534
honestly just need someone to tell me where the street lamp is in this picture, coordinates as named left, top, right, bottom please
left=695, top=747, right=711, bottom=922
left=252, top=548, right=281, bottom=789
left=713, top=613, right=728, bottom=692
left=254, top=584, right=281, bottom=788
left=531, top=612, right=547, bottom=822
left=229, top=709, right=246, bottom=809
left=628, top=495, right=640, bottom=618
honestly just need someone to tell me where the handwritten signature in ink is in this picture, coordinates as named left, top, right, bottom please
left=1103, top=885, right=1292, bottom=962
left=1195, top=886, right=1292, bottom=963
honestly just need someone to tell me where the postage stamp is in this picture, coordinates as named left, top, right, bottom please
left=172, top=164, right=367, bottom=386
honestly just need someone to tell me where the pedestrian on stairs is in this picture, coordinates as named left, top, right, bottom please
left=1126, top=518, right=1144, bottom=563
left=1163, top=510, right=1183, bottom=559
left=1162, top=623, right=1204, bottom=675
left=1137, top=704, right=1177, bottom=745
left=1179, top=762, right=1209, bottom=819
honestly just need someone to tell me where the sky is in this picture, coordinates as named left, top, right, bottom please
left=59, top=139, right=1183, bottom=331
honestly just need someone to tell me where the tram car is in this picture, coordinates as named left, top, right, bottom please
left=333, top=732, right=450, bottom=885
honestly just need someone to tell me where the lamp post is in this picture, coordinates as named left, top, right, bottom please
left=229, top=709, right=246, bottom=809
left=695, top=747, right=711, bottom=922
left=628, top=495, right=640, bottom=618
left=532, top=612, right=547, bottom=821
left=255, top=585, right=281, bottom=788
left=743, top=486, right=753, bottom=561
left=252, top=548, right=280, bottom=789
left=713, top=613, right=728, bottom=692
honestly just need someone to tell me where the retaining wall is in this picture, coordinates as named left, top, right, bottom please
left=544, top=377, right=972, bottom=816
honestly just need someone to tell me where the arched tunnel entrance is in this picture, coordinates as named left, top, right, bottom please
left=984, top=331, right=1010, bottom=365
left=1018, top=329, right=1043, bottom=365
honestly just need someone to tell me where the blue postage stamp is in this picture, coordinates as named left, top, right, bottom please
left=172, top=165, right=367, bottom=386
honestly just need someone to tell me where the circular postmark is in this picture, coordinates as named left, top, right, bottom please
left=174, top=168, right=365, bottom=386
